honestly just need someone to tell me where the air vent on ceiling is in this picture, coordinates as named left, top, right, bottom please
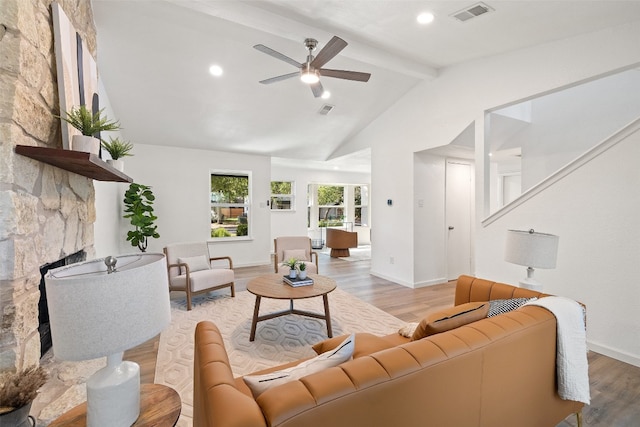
left=318, top=104, right=335, bottom=115
left=451, top=2, right=493, bottom=22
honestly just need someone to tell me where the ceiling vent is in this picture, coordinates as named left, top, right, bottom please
left=451, top=2, right=493, bottom=22
left=318, top=104, right=334, bottom=115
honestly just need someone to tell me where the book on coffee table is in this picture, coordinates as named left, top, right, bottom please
left=283, top=276, right=314, bottom=287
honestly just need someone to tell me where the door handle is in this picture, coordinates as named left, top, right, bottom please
left=448, top=226, right=454, bottom=230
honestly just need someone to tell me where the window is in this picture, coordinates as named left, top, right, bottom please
left=308, top=183, right=370, bottom=229
left=210, top=171, right=250, bottom=239
left=270, top=181, right=294, bottom=210
left=317, top=185, right=344, bottom=227
left=354, top=185, right=369, bottom=226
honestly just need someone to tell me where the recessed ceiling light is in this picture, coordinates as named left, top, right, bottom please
left=321, top=90, right=331, bottom=99
left=417, top=12, right=435, bottom=25
left=209, top=65, right=223, bottom=77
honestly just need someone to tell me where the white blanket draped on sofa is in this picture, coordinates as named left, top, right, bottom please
left=524, top=296, right=590, bottom=404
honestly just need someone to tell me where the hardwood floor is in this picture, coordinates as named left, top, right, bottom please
left=125, top=254, right=640, bottom=426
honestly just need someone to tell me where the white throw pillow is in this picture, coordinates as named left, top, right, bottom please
left=243, top=333, right=355, bottom=398
left=178, top=255, right=211, bottom=275
left=283, top=249, right=308, bottom=262
left=398, top=322, right=419, bottom=338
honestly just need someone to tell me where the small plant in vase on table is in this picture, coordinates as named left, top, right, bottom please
left=297, top=262, right=307, bottom=279
left=282, top=258, right=299, bottom=278
left=101, top=136, right=133, bottom=172
left=57, top=105, right=120, bottom=155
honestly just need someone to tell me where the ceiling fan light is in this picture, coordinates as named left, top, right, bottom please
left=300, top=70, right=319, bottom=84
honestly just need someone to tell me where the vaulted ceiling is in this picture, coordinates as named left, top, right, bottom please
left=92, top=1, right=640, bottom=171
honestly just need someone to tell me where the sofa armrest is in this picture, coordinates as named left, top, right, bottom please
left=454, top=275, right=546, bottom=306
left=194, top=321, right=266, bottom=427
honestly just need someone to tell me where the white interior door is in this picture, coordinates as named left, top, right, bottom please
left=446, top=161, right=472, bottom=280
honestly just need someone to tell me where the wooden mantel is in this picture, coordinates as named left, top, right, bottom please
left=15, top=145, right=133, bottom=183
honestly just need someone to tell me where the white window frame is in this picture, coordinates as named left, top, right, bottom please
left=270, top=180, right=295, bottom=211
left=210, top=170, right=252, bottom=241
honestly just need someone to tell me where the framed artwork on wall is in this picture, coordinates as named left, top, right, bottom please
left=51, top=2, right=99, bottom=150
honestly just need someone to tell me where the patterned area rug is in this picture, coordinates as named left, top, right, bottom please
left=155, top=287, right=405, bottom=426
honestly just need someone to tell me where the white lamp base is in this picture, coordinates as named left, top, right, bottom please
left=86, top=352, right=140, bottom=427
left=519, top=267, right=543, bottom=292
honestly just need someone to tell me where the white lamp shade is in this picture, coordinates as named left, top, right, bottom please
left=505, top=230, right=559, bottom=269
left=45, top=253, right=171, bottom=361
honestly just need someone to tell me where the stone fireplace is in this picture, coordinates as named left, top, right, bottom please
left=37, top=250, right=86, bottom=357
left=0, top=0, right=98, bottom=372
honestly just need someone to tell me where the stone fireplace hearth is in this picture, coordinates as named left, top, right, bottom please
left=0, top=0, right=97, bottom=376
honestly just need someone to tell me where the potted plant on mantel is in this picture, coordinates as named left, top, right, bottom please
left=101, top=136, right=133, bottom=172
left=0, top=366, right=47, bottom=427
left=123, top=183, right=160, bottom=252
left=57, top=105, right=120, bottom=155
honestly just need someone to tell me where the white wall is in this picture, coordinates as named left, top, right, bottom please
left=108, top=144, right=271, bottom=267
left=270, top=164, right=371, bottom=252
left=94, top=81, right=129, bottom=258
left=520, top=69, right=640, bottom=190
left=413, top=153, right=446, bottom=287
left=345, top=21, right=640, bottom=287
left=476, top=125, right=640, bottom=367
left=343, top=21, right=640, bottom=364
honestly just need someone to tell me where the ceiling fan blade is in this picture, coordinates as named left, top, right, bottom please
left=310, top=36, right=347, bottom=69
left=253, top=44, right=302, bottom=68
left=259, top=72, right=299, bottom=85
left=319, top=69, right=371, bottom=82
left=310, top=81, right=324, bottom=98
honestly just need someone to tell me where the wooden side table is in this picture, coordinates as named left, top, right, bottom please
left=49, top=383, right=181, bottom=427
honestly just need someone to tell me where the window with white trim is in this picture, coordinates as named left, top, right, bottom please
left=210, top=171, right=250, bottom=239
left=270, top=181, right=294, bottom=210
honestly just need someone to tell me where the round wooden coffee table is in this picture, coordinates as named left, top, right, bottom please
left=247, top=274, right=337, bottom=342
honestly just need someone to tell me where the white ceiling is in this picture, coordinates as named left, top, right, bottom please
left=92, top=1, right=640, bottom=171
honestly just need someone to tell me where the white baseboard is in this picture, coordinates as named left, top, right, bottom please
left=413, top=277, right=448, bottom=288
left=369, top=271, right=446, bottom=289
left=369, top=270, right=413, bottom=288
left=588, top=340, right=640, bottom=368
left=233, top=260, right=272, bottom=269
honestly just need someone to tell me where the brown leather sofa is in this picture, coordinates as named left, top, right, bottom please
left=194, top=275, right=584, bottom=427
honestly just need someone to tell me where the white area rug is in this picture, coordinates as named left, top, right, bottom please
left=319, top=245, right=371, bottom=262
left=155, top=287, right=404, bottom=426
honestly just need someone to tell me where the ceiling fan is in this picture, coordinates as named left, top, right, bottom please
left=254, top=36, right=371, bottom=98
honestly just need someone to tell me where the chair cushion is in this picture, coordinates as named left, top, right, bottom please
left=170, top=268, right=234, bottom=292
left=178, top=255, right=211, bottom=274
left=411, top=302, right=489, bottom=341
left=283, top=249, right=308, bottom=262
left=243, top=334, right=354, bottom=398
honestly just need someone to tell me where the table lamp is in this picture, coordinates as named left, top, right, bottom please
left=45, top=253, right=171, bottom=426
left=504, top=229, right=559, bottom=291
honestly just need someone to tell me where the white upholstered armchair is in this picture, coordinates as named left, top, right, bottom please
left=274, top=236, right=319, bottom=274
left=163, top=242, right=235, bottom=310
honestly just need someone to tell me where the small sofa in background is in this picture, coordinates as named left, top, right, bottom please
left=194, top=275, right=584, bottom=427
left=325, top=227, right=358, bottom=257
